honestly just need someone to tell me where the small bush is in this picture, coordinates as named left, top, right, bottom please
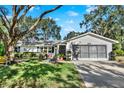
left=14, top=52, right=24, bottom=59
left=113, top=49, right=124, bottom=56
left=66, top=50, right=72, bottom=61
left=39, top=53, right=44, bottom=61
left=22, top=52, right=30, bottom=58
left=113, top=43, right=122, bottom=50
left=66, top=58, right=71, bottom=61
left=0, top=43, right=5, bottom=56
left=30, top=52, right=37, bottom=57
left=66, top=50, right=71, bottom=54
left=14, top=53, right=20, bottom=58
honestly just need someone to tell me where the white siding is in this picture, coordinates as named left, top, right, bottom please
left=20, top=46, right=39, bottom=52
left=66, top=35, right=113, bottom=60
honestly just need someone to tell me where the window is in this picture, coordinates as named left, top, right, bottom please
left=15, top=47, right=20, bottom=52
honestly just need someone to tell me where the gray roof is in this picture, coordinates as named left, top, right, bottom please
left=65, top=32, right=119, bottom=44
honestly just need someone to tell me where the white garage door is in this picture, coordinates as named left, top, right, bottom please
left=72, top=45, right=107, bottom=59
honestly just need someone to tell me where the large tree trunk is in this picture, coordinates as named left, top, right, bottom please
left=5, top=44, right=15, bottom=65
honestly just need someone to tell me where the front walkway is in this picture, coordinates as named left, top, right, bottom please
left=73, top=61, right=124, bottom=88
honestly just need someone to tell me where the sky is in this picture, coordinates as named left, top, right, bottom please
left=3, top=5, right=95, bottom=39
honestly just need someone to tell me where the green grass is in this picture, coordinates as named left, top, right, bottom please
left=0, top=59, right=84, bottom=88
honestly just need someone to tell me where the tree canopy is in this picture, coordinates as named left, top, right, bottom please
left=37, top=17, right=61, bottom=40
left=63, top=31, right=81, bottom=40
left=18, top=17, right=61, bottom=43
left=80, top=5, right=124, bottom=50
left=0, top=5, right=62, bottom=60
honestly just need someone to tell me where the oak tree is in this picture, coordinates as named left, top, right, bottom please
left=0, top=5, right=62, bottom=62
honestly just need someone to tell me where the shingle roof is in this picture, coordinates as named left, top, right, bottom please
left=65, top=32, right=119, bottom=44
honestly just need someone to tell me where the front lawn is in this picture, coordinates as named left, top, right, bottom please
left=0, top=60, right=84, bottom=88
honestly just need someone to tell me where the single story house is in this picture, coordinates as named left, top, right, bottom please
left=15, top=32, right=118, bottom=61
left=15, top=40, right=58, bottom=54
left=64, top=32, right=118, bottom=60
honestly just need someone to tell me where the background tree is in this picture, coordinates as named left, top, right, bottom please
left=37, top=18, right=61, bottom=40
left=19, top=17, right=61, bottom=43
left=63, top=31, right=81, bottom=40
left=80, top=5, right=124, bottom=50
left=17, top=16, right=37, bottom=44
left=0, top=5, right=62, bottom=61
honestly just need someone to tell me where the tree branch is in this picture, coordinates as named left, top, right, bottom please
left=12, top=6, right=25, bottom=24
left=16, top=5, right=25, bottom=15
left=17, top=5, right=34, bottom=23
left=10, top=5, right=25, bottom=37
left=0, top=27, right=8, bottom=41
left=28, top=5, right=62, bottom=33
left=12, top=5, right=17, bottom=17
left=0, top=16, right=9, bottom=30
left=0, top=8, right=10, bottom=26
left=18, top=5, right=62, bottom=40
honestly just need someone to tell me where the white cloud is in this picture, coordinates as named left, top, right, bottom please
left=29, top=6, right=40, bottom=12
left=66, top=20, right=74, bottom=24
left=60, top=25, right=63, bottom=27
left=29, top=7, right=35, bottom=12
left=86, top=5, right=97, bottom=13
left=63, top=26, right=75, bottom=33
left=67, top=11, right=79, bottom=16
left=54, top=18, right=60, bottom=21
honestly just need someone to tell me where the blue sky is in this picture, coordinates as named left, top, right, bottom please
left=4, top=5, right=94, bottom=39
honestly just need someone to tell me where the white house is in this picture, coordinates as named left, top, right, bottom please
left=65, top=32, right=118, bottom=60
left=15, top=40, right=61, bottom=54
left=15, top=32, right=118, bottom=61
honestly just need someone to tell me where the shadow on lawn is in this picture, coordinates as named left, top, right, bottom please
left=20, top=64, right=62, bottom=79
left=0, top=61, right=82, bottom=88
left=0, top=66, right=18, bottom=80
left=49, top=75, right=81, bottom=88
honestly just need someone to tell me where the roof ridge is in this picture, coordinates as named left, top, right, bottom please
left=66, top=32, right=118, bottom=43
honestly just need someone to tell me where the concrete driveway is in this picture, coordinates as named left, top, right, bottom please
left=73, top=61, right=124, bottom=88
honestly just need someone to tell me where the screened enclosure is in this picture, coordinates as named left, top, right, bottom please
left=72, top=45, right=107, bottom=59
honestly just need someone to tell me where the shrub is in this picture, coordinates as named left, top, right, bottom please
left=113, top=43, right=122, bottom=50
left=30, top=52, right=37, bottom=57
left=66, top=50, right=71, bottom=54
left=14, top=52, right=23, bottom=59
left=113, top=49, right=124, bottom=56
left=66, top=58, right=71, bottom=61
left=14, top=52, right=22, bottom=58
left=22, top=52, right=30, bottom=58
left=49, top=55, right=58, bottom=63
left=39, top=53, right=44, bottom=61
left=66, top=50, right=72, bottom=61
left=57, top=54, right=64, bottom=58
left=0, top=43, right=5, bottom=56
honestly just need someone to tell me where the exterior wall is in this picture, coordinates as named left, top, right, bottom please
left=66, top=35, right=113, bottom=60
left=20, top=46, right=40, bottom=52
left=18, top=45, right=53, bottom=53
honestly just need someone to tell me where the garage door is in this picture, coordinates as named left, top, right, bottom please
left=72, top=45, right=107, bottom=59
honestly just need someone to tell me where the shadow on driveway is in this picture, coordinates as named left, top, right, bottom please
left=74, top=61, right=124, bottom=88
